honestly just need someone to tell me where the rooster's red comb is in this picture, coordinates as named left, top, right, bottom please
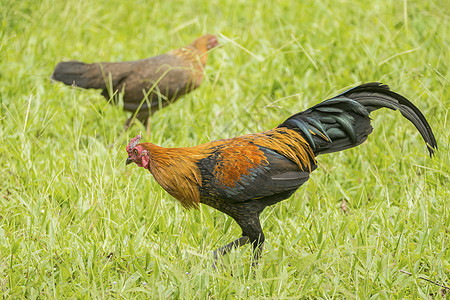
left=127, top=135, right=142, bottom=155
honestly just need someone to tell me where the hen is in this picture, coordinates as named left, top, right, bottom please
left=126, top=83, right=437, bottom=265
left=51, top=34, right=219, bottom=129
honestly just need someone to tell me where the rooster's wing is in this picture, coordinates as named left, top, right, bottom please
left=197, top=141, right=315, bottom=203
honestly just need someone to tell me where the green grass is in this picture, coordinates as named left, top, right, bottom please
left=1, top=0, right=449, bottom=298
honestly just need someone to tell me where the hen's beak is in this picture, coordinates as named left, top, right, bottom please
left=126, top=157, right=133, bottom=166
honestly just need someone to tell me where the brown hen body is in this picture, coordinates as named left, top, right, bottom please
left=51, top=34, right=218, bottom=128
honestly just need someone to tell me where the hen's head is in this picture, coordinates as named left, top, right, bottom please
left=126, top=135, right=150, bottom=168
left=192, top=34, right=219, bottom=52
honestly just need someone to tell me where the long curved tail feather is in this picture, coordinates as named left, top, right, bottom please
left=278, top=82, right=437, bottom=157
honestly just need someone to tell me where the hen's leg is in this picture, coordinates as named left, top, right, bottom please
left=123, top=109, right=149, bottom=131
left=123, top=117, right=133, bottom=130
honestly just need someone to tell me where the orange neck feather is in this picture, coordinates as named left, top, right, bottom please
left=140, top=143, right=203, bottom=209
left=169, top=43, right=209, bottom=90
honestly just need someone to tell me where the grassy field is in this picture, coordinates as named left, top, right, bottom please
left=1, top=0, right=449, bottom=298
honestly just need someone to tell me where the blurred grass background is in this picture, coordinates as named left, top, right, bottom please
left=0, top=0, right=448, bottom=298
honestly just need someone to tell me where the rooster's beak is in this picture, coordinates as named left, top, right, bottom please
left=126, top=157, right=133, bottom=166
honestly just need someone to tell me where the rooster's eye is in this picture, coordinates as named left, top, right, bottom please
left=133, top=149, right=138, bottom=155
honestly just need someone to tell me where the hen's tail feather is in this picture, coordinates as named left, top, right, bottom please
left=278, top=82, right=437, bottom=157
left=51, top=61, right=107, bottom=89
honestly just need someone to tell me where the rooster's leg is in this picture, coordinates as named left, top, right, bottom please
left=212, top=215, right=265, bottom=268
left=250, top=234, right=265, bottom=266
left=242, top=216, right=265, bottom=266
left=213, top=236, right=250, bottom=259
left=212, top=236, right=249, bottom=269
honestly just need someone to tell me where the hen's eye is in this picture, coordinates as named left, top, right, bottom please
left=133, top=149, right=138, bottom=155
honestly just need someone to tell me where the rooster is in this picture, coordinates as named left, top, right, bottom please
left=51, top=34, right=219, bottom=129
left=125, top=83, right=437, bottom=265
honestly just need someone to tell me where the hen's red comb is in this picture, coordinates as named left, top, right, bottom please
left=127, top=135, right=142, bottom=155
